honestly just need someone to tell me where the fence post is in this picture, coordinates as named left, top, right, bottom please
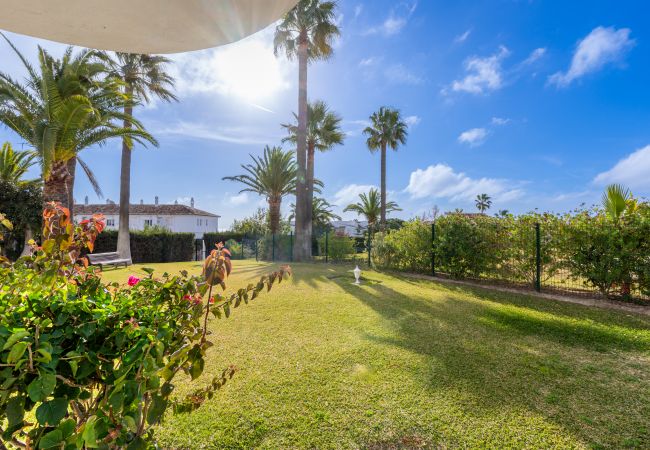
left=255, top=238, right=258, bottom=262
left=535, top=223, right=541, bottom=292
left=367, top=226, right=372, bottom=267
left=325, top=230, right=329, bottom=263
left=290, top=232, right=293, bottom=262
left=241, top=238, right=245, bottom=259
left=431, top=222, right=436, bottom=277
left=272, top=234, right=276, bottom=262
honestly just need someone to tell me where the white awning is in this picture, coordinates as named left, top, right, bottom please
left=0, top=0, right=298, bottom=54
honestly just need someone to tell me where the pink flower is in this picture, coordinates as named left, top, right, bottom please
left=127, top=276, right=141, bottom=286
left=183, top=294, right=192, bottom=302
left=209, top=297, right=215, bottom=305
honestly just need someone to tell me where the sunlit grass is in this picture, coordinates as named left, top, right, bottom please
left=102, top=260, right=650, bottom=448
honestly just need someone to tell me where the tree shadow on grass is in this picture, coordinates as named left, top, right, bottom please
left=330, top=273, right=650, bottom=446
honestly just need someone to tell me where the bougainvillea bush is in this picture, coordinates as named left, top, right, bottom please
left=0, top=203, right=290, bottom=449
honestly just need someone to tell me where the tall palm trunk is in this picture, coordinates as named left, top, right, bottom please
left=294, top=29, right=310, bottom=261
left=269, top=196, right=282, bottom=235
left=306, top=143, right=315, bottom=235
left=117, top=91, right=134, bottom=263
left=43, top=158, right=73, bottom=211
left=65, top=157, right=76, bottom=217
left=380, top=143, right=387, bottom=229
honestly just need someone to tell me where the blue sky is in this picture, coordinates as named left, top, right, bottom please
left=1, top=0, right=650, bottom=228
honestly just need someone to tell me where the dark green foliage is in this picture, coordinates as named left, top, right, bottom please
left=0, top=180, right=42, bottom=259
left=93, top=229, right=194, bottom=263
left=317, top=235, right=356, bottom=261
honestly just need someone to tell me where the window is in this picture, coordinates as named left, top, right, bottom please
left=144, top=219, right=153, bottom=227
left=106, top=218, right=115, bottom=227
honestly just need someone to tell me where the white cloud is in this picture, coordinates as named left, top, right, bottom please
left=363, top=1, right=417, bottom=36
left=169, top=26, right=291, bottom=102
left=593, top=145, right=650, bottom=190
left=229, top=192, right=249, bottom=206
left=405, top=115, right=421, bottom=127
left=359, top=56, right=381, bottom=67
left=384, top=64, right=423, bottom=85
left=332, top=184, right=377, bottom=208
left=152, top=120, right=278, bottom=146
left=522, top=47, right=547, bottom=65
left=447, top=46, right=510, bottom=94
left=344, top=119, right=371, bottom=137
left=454, top=29, right=471, bottom=44
left=354, top=4, right=364, bottom=19
left=458, top=128, right=488, bottom=147
left=491, top=117, right=511, bottom=126
left=549, top=26, right=635, bottom=87
left=405, top=164, right=524, bottom=202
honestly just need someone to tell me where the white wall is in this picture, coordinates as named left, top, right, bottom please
left=74, top=214, right=219, bottom=238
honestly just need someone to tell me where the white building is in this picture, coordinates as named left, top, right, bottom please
left=330, top=220, right=368, bottom=237
left=74, top=196, right=220, bottom=238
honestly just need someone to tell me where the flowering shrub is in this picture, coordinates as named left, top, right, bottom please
left=0, top=203, right=290, bottom=448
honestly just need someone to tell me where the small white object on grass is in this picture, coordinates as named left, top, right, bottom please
left=353, top=265, right=361, bottom=285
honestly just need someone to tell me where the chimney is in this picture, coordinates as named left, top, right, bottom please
left=140, top=199, right=143, bottom=205
left=84, top=195, right=88, bottom=205
left=191, top=197, right=195, bottom=208
left=155, top=196, right=159, bottom=206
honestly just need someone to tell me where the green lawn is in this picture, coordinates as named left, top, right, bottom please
left=103, top=260, right=650, bottom=449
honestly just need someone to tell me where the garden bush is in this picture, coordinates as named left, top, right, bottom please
left=371, top=220, right=431, bottom=273
left=318, top=235, right=356, bottom=261
left=0, top=203, right=290, bottom=448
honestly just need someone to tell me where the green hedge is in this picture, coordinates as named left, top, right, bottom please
left=93, top=230, right=195, bottom=263
left=371, top=208, right=650, bottom=301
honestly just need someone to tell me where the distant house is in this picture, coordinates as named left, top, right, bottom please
left=330, top=220, right=368, bottom=237
left=74, top=196, right=220, bottom=238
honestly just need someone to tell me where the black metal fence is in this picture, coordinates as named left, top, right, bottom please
left=199, top=231, right=372, bottom=266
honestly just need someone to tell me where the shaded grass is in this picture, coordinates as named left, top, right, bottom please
left=103, top=261, right=650, bottom=449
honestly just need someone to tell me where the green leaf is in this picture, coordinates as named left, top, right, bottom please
left=2, top=330, right=29, bottom=350
left=189, top=358, right=205, bottom=380
left=36, top=398, right=69, bottom=426
left=27, top=373, right=57, bottom=402
left=6, top=341, right=28, bottom=364
left=81, top=417, right=99, bottom=448
left=5, top=395, right=25, bottom=428
left=146, top=394, right=167, bottom=425
left=38, top=429, right=63, bottom=449
left=58, top=418, right=76, bottom=438
left=126, top=437, right=147, bottom=450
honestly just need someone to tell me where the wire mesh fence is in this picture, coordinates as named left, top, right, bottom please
left=372, top=214, right=650, bottom=303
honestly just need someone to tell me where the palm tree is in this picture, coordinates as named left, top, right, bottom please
left=0, top=37, right=156, bottom=213
left=223, top=146, right=297, bottom=234
left=290, top=197, right=342, bottom=232
left=344, top=188, right=401, bottom=229
left=0, top=142, right=37, bottom=185
left=102, top=53, right=177, bottom=262
left=274, top=0, right=340, bottom=261
left=602, top=184, right=634, bottom=223
left=475, top=193, right=492, bottom=213
left=363, top=107, right=408, bottom=229
left=282, top=100, right=344, bottom=233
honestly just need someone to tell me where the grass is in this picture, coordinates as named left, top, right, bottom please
left=103, top=260, right=650, bottom=449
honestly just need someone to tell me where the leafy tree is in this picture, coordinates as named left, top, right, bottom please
left=0, top=35, right=156, bottom=213
left=274, top=0, right=340, bottom=261
left=290, top=197, right=342, bottom=233
left=0, top=142, right=38, bottom=185
left=475, top=193, right=492, bottom=213
left=223, top=146, right=297, bottom=234
left=0, top=180, right=42, bottom=258
left=363, top=107, right=408, bottom=229
left=101, top=53, right=177, bottom=263
left=231, top=207, right=272, bottom=236
left=344, top=188, right=401, bottom=229
left=282, top=100, right=344, bottom=235
left=601, top=183, right=635, bottom=223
